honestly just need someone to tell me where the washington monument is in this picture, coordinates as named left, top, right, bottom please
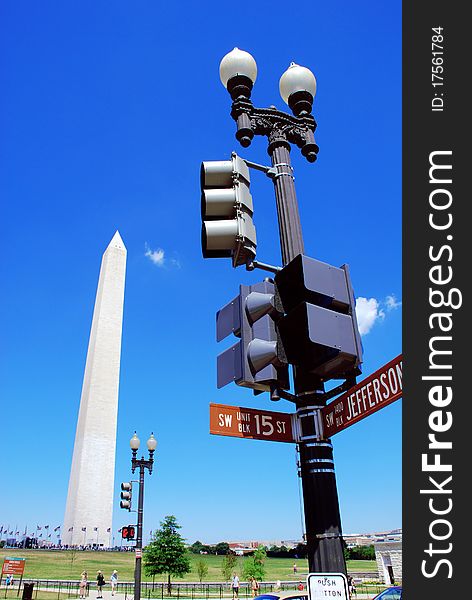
left=63, top=231, right=127, bottom=547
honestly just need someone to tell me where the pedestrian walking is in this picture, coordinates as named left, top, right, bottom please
left=293, top=563, right=297, bottom=575
left=110, top=570, right=118, bottom=596
left=250, top=577, right=259, bottom=597
left=96, top=571, right=105, bottom=598
left=231, top=573, right=240, bottom=599
left=79, top=571, right=88, bottom=599
left=347, top=575, right=356, bottom=598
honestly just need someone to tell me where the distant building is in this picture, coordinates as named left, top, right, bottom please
left=225, top=540, right=301, bottom=554
left=343, top=529, right=402, bottom=547
left=228, top=541, right=260, bottom=555
left=374, top=541, right=402, bottom=584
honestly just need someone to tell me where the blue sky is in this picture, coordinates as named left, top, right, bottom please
left=0, top=1, right=401, bottom=544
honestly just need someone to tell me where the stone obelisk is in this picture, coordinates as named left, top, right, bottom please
left=63, top=231, right=127, bottom=547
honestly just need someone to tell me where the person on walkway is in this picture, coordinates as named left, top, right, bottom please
left=250, top=577, right=259, bottom=597
left=110, top=570, right=118, bottom=596
left=96, top=571, right=105, bottom=599
left=274, top=580, right=281, bottom=592
left=231, top=573, right=240, bottom=599
left=79, top=571, right=88, bottom=599
left=347, top=575, right=356, bottom=598
left=293, top=563, right=297, bottom=575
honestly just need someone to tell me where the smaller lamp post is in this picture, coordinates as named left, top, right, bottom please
left=130, top=432, right=157, bottom=600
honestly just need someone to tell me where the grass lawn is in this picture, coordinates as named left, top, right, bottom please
left=0, top=550, right=376, bottom=582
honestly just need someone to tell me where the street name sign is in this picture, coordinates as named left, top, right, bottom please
left=307, top=573, right=349, bottom=599
left=210, top=403, right=294, bottom=443
left=321, top=354, right=403, bottom=437
left=2, top=557, right=26, bottom=576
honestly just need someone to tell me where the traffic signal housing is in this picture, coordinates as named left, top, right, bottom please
left=120, top=482, right=132, bottom=511
left=201, top=152, right=257, bottom=267
left=216, top=280, right=289, bottom=393
left=275, top=255, right=363, bottom=381
left=121, top=526, right=135, bottom=540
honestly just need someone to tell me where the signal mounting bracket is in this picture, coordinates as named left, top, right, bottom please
left=241, top=157, right=276, bottom=177
left=246, top=259, right=281, bottom=274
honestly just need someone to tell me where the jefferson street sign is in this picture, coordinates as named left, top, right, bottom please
left=321, top=354, right=403, bottom=437
left=210, top=403, right=294, bottom=443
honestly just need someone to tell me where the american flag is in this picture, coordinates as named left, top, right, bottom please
left=0, top=527, right=3, bottom=534
left=37, top=525, right=41, bottom=530
left=93, top=527, right=98, bottom=531
left=107, top=528, right=111, bottom=533
left=68, top=527, right=73, bottom=532
left=44, top=525, right=49, bottom=530
left=81, top=527, right=86, bottom=532
left=54, top=526, right=61, bottom=532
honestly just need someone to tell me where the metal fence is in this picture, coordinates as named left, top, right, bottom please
left=1, top=577, right=389, bottom=600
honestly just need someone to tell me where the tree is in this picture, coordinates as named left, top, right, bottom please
left=214, top=542, right=230, bottom=555
left=348, top=544, right=375, bottom=560
left=195, top=559, right=208, bottom=583
left=190, top=541, right=205, bottom=554
left=221, top=553, right=238, bottom=581
left=143, top=516, right=191, bottom=594
left=242, top=546, right=266, bottom=581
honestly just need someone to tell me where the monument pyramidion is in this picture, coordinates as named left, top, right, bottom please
left=63, top=232, right=127, bottom=547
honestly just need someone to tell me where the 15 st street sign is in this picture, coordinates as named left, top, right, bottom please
left=321, top=354, right=403, bottom=437
left=210, top=354, right=402, bottom=442
left=210, top=403, right=294, bottom=443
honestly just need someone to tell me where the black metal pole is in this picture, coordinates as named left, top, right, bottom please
left=226, top=67, right=346, bottom=573
left=268, top=142, right=304, bottom=264
left=267, top=139, right=347, bottom=574
left=134, top=464, right=145, bottom=600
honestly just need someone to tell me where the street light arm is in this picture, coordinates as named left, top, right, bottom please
left=230, top=99, right=319, bottom=162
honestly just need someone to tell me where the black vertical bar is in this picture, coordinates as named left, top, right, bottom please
left=404, top=2, right=466, bottom=598
left=134, top=465, right=145, bottom=600
left=269, top=144, right=304, bottom=265
left=269, top=139, right=346, bottom=574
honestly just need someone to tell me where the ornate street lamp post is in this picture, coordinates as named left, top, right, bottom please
left=219, top=48, right=346, bottom=574
left=130, top=432, right=157, bottom=600
left=220, top=48, right=318, bottom=265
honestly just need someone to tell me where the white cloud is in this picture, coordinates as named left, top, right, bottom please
left=144, top=244, right=181, bottom=269
left=355, top=297, right=385, bottom=335
left=144, top=244, right=165, bottom=267
left=169, top=258, right=181, bottom=269
left=355, top=294, right=402, bottom=336
left=385, top=294, right=402, bottom=311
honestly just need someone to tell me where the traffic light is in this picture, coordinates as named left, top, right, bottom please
left=275, top=255, right=363, bottom=381
left=216, top=280, right=289, bottom=392
left=121, top=526, right=135, bottom=540
left=201, top=152, right=257, bottom=267
left=120, top=482, right=132, bottom=510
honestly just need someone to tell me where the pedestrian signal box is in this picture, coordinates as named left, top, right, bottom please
left=121, top=526, right=135, bottom=540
